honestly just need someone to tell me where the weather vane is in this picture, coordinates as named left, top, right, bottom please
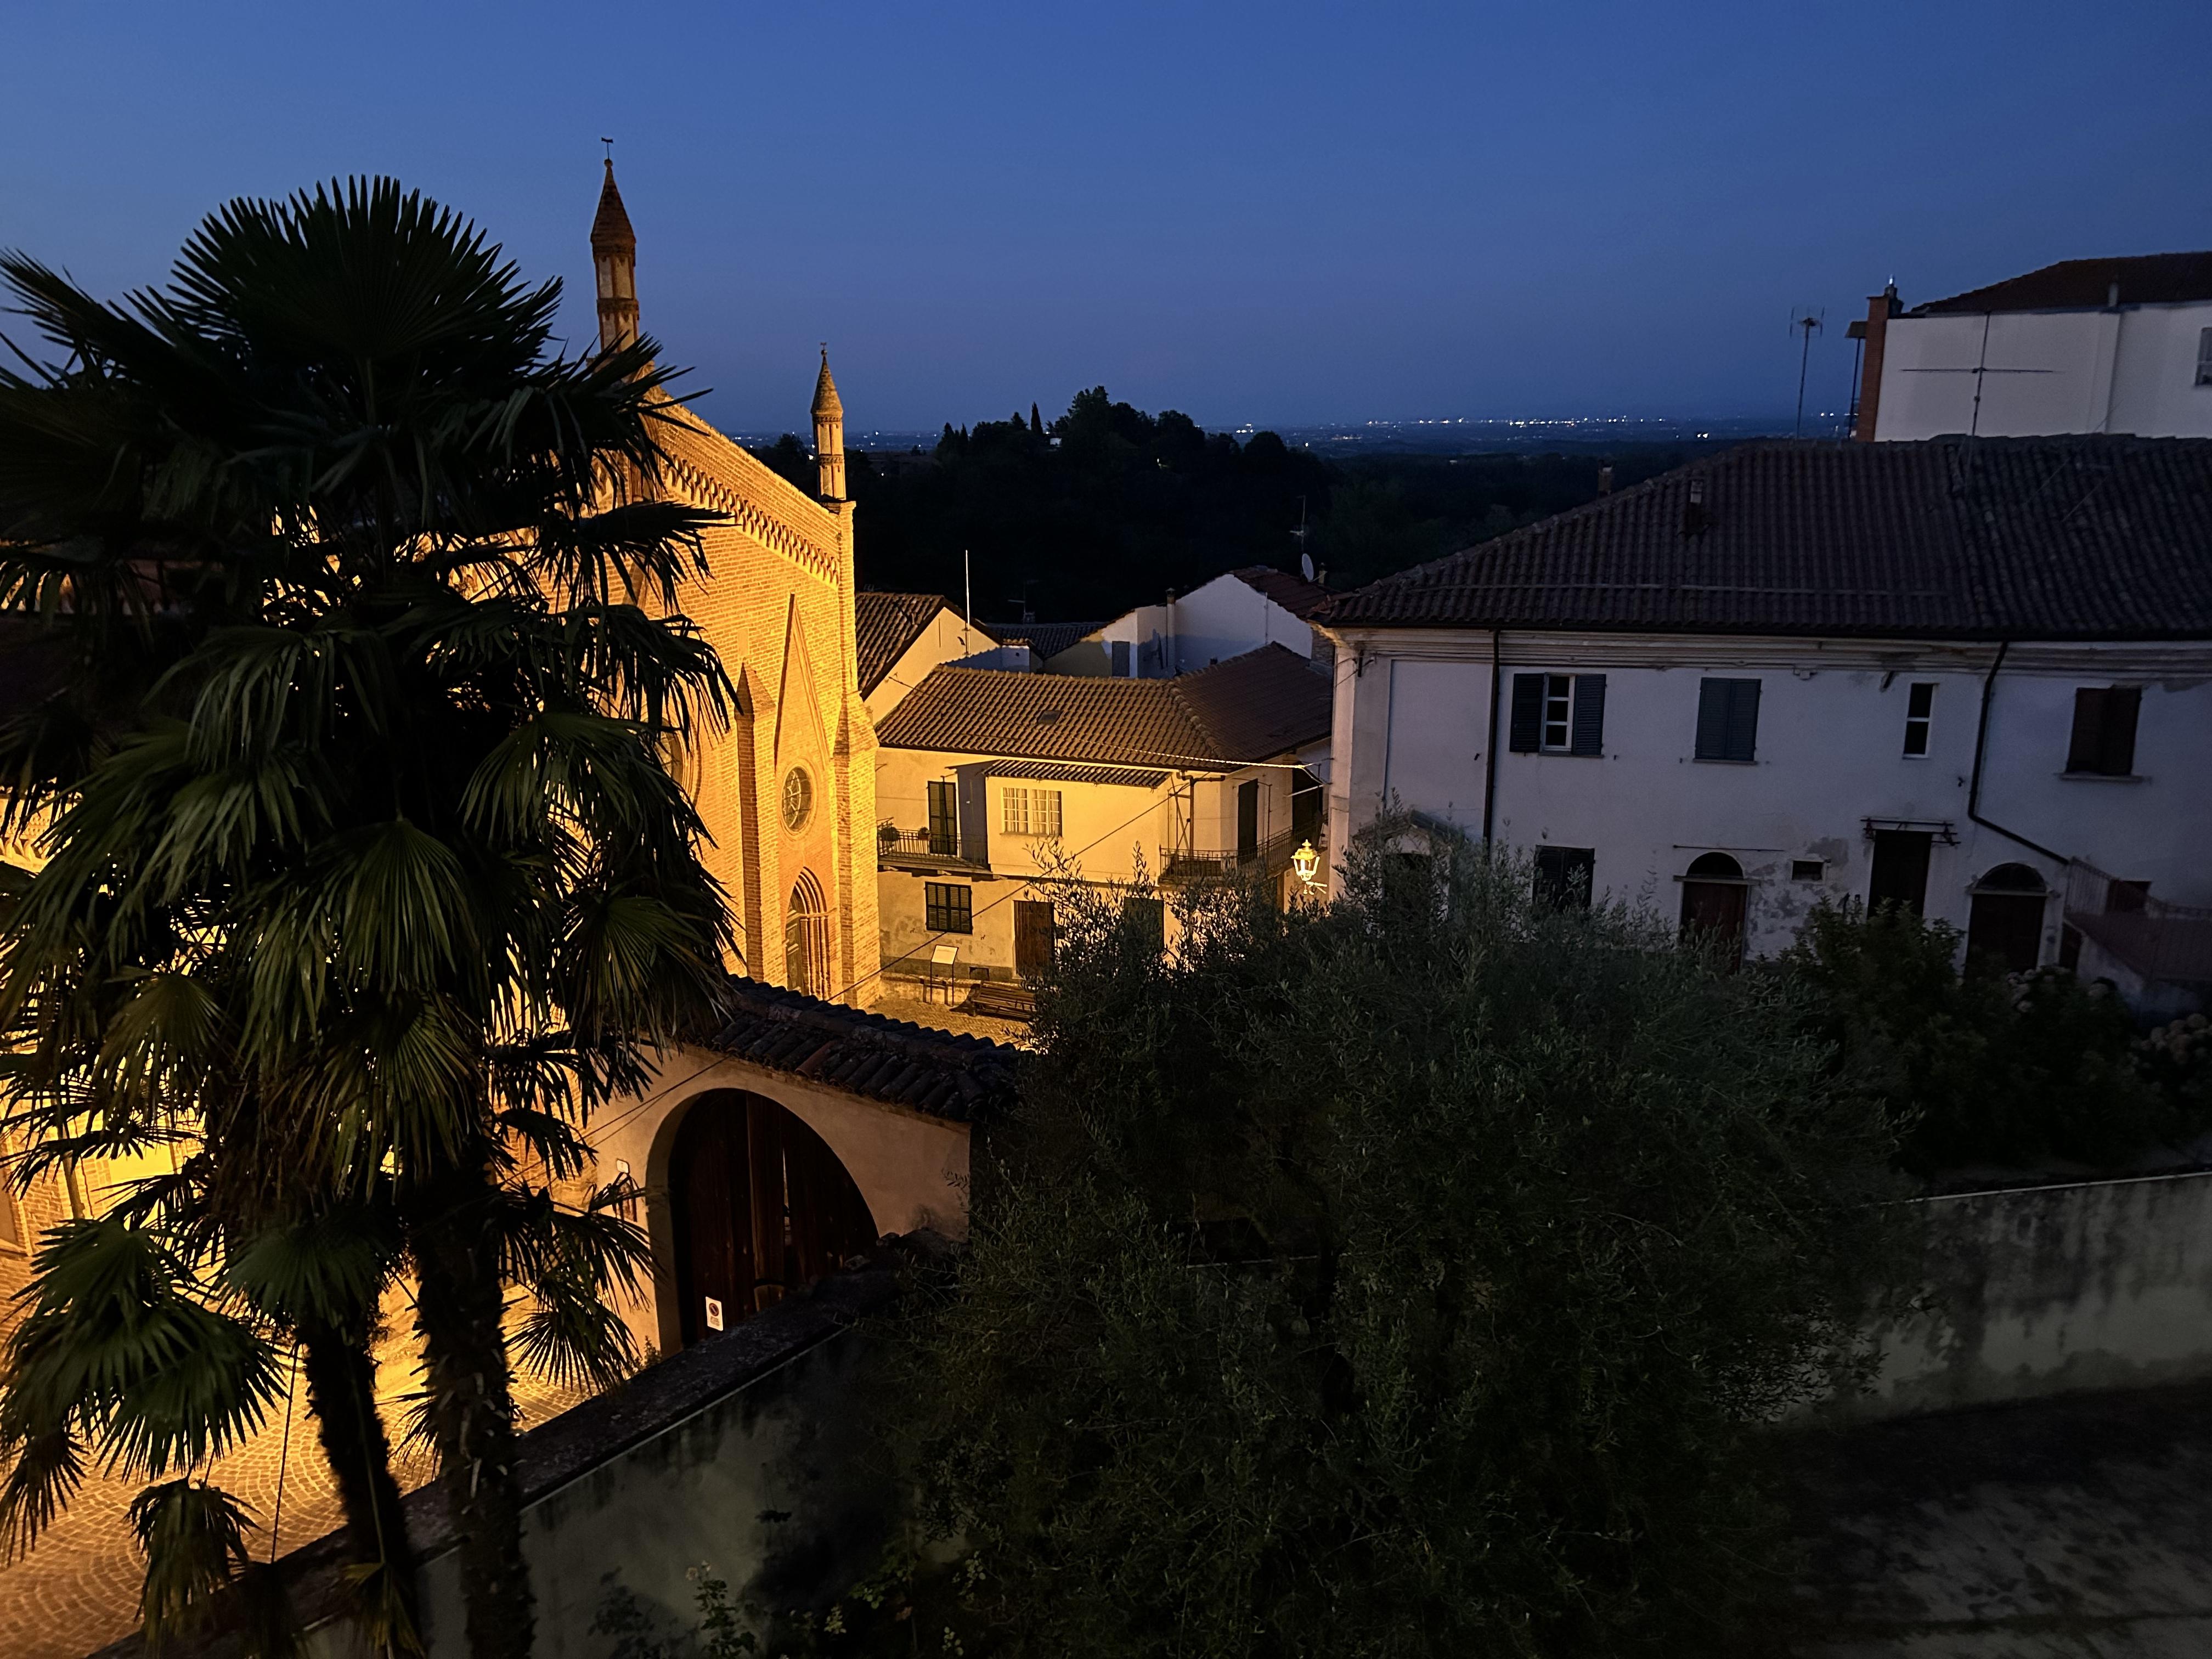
left=601, top=137, right=614, bottom=160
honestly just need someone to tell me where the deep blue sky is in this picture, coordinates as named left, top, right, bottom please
left=5, top=2, right=2207, bottom=436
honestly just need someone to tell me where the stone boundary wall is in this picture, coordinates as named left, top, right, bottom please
left=1841, top=1169, right=2212, bottom=1420
left=95, top=1266, right=900, bottom=1659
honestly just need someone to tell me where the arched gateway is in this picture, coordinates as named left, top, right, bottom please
left=668, top=1089, right=877, bottom=1345
left=590, top=979, right=1016, bottom=1357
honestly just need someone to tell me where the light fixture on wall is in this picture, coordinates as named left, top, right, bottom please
left=1291, top=839, right=1321, bottom=888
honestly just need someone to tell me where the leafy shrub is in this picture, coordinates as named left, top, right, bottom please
left=873, top=825, right=1908, bottom=1658
left=1780, top=900, right=2174, bottom=1171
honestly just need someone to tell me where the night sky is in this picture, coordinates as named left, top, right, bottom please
left=4, top=2, right=2207, bottom=435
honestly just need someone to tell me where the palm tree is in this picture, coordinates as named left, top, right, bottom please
left=0, top=178, right=733, bottom=1658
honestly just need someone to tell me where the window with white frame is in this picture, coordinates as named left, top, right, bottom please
left=1000, top=785, right=1063, bottom=837
left=2198, top=327, right=2212, bottom=388
left=1902, top=681, right=1936, bottom=757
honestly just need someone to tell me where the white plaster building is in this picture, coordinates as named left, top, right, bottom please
left=871, top=646, right=1331, bottom=990
left=1853, top=253, right=2212, bottom=442
left=854, top=591, right=1001, bottom=724
left=1045, top=566, right=1331, bottom=678
left=1317, top=437, right=2212, bottom=1008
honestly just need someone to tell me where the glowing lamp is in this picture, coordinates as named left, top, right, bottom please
left=1291, top=839, right=1321, bottom=888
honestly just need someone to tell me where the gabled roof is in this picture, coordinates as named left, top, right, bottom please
left=992, top=619, right=1105, bottom=660
left=709, top=977, right=1018, bottom=1122
left=1911, top=252, right=2212, bottom=315
left=876, top=644, right=1330, bottom=769
left=855, top=591, right=992, bottom=695
left=1229, top=565, right=1330, bottom=619
left=1317, top=437, right=2212, bottom=641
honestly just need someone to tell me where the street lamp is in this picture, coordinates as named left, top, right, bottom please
left=1291, top=839, right=1321, bottom=889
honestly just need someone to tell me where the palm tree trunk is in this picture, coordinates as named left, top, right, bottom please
left=297, top=1318, right=420, bottom=1654
left=409, top=1160, right=533, bottom=1659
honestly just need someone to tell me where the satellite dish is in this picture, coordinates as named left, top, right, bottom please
left=1300, top=552, right=1316, bottom=583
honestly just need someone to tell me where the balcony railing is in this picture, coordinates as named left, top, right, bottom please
left=876, top=827, right=985, bottom=871
left=2062, top=860, right=2212, bottom=986
left=1158, top=827, right=1323, bottom=887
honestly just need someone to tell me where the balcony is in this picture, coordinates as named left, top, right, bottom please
left=876, top=826, right=988, bottom=874
left=1158, top=826, right=1323, bottom=888
left=2062, top=861, right=2212, bottom=987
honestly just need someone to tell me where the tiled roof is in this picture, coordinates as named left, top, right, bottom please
left=876, top=644, right=1331, bottom=768
left=991, top=619, right=1103, bottom=660
left=590, top=162, right=635, bottom=249
left=1316, top=437, right=2212, bottom=641
left=1230, top=565, right=1331, bottom=619
left=855, top=591, right=992, bottom=695
left=708, top=977, right=1018, bottom=1122
left=1912, top=252, right=2212, bottom=314
left=984, top=760, right=1169, bottom=788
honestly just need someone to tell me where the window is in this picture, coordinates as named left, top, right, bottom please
left=784, top=872, right=830, bottom=995
left=1694, top=678, right=1760, bottom=763
left=924, top=882, right=973, bottom=934
left=1111, top=639, right=1132, bottom=676
left=1901, top=682, right=1936, bottom=757
left=1000, top=786, right=1063, bottom=837
left=1791, top=859, right=1825, bottom=882
left=927, top=780, right=958, bottom=855
left=2198, top=326, right=2212, bottom=388
left=780, top=767, right=813, bottom=832
left=1236, top=779, right=1260, bottom=863
left=1533, top=845, right=1595, bottom=910
left=2066, top=686, right=2141, bottom=777
left=1508, top=673, right=1606, bottom=755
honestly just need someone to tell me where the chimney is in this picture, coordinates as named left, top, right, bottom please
left=1852, top=282, right=1900, bottom=442
left=2107, top=280, right=2120, bottom=308
left=1598, top=465, right=1614, bottom=495
left=1682, top=476, right=1708, bottom=536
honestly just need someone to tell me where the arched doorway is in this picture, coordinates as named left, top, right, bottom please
left=1680, top=852, right=1748, bottom=969
left=668, top=1090, right=878, bottom=1347
left=785, top=871, right=830, bottom=996
left=1967, top=862, right=2048, bottom=974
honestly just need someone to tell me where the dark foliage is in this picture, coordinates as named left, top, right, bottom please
left=858, top=826, right=1908, bottom=1658
left=1780, top=900, right=2187, bottom=1172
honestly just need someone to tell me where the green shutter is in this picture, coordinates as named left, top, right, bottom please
left=1570, top=675, right=1606, bottom=756
left=1508, top=674, right=1544, bottom=752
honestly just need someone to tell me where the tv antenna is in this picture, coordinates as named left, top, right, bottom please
left=1790, top=309, right=1824, bottom=438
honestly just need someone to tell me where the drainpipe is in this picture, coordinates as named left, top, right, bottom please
left=1968, top=641, right=2066, bottom=864
left=1481, top=629, right=1503, bottom=843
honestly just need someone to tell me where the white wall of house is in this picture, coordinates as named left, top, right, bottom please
left=863, top=606, right=996, bottom=724
left=1875, top=303, right=2212, bottom=439
left=1323, top=629, right=2212, bottom=964
left=1052, top=573, right=1316, bottom=678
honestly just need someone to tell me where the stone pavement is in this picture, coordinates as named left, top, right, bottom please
left=1782, top=1381, right=2212, bottom=1657
left=0, top=1322, right=588, bottom=1659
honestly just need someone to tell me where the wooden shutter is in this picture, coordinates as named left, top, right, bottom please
left=1570, top=675, right=1606, bottom=755
left=2067, top=688, right=2107, bottom=774
left=2101, top=686, right=2140, bottom=776
left=1237, top=779, right=1260, bottom=862
left=955, top=764, right=990, bottom=865
left=1508, top=674, right=1544, bottom=752
left=1695, top=680, right=1730, bottom=759
left=1724, top=678, right=1760, bottom=762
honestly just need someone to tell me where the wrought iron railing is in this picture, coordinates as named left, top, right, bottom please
left=1158, top=827, right=1323, bottom=887
left=877, top=825, right=986, bottom=869
left=2062, top=860, right=2212, bottom=985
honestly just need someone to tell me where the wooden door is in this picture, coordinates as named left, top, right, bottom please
left=1868, top=831, right=1933, bottom=916
left=669, top=1091, right=880, bottom=1346
left=1679, top=881, right=1747, bottom=969
left=1014, top=900, right=1056, bottom=979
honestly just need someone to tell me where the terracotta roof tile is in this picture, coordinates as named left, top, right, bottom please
left=1912, top=252, right=2212, bottom=314
left=855, top=591, right=985, bottom=694
left=1230, top=565, right=1331, bottom=619
left=1317, top=437, right=2212, bottom=641
left=707, top=977, right=1018, bottom=1122
left=874, top=644, right=1330, bottom=768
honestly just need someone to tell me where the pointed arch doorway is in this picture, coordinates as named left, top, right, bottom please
left=668, top=1090, right=879, bottom=1347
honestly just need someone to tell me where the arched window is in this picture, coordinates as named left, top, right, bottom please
left=1967, top=862, right=2049, bottom=974
left=1680, top=852, right=1748, bottom=969
left=784, top=871, right=831, bottom=997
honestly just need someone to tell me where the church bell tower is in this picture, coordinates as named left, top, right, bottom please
left=590, top=159, right=639, bottom=353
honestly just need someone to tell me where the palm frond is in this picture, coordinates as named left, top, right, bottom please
left=127, top=1477, right=257, bottom=1649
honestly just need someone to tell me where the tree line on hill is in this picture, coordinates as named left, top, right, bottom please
left=750, top=392, right=1723, bottom=620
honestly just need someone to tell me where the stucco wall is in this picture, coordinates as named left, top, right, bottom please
left=1322, top=630, right=2212, bottom=957
left=1841, top=1171, right=2212, bottom=1421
